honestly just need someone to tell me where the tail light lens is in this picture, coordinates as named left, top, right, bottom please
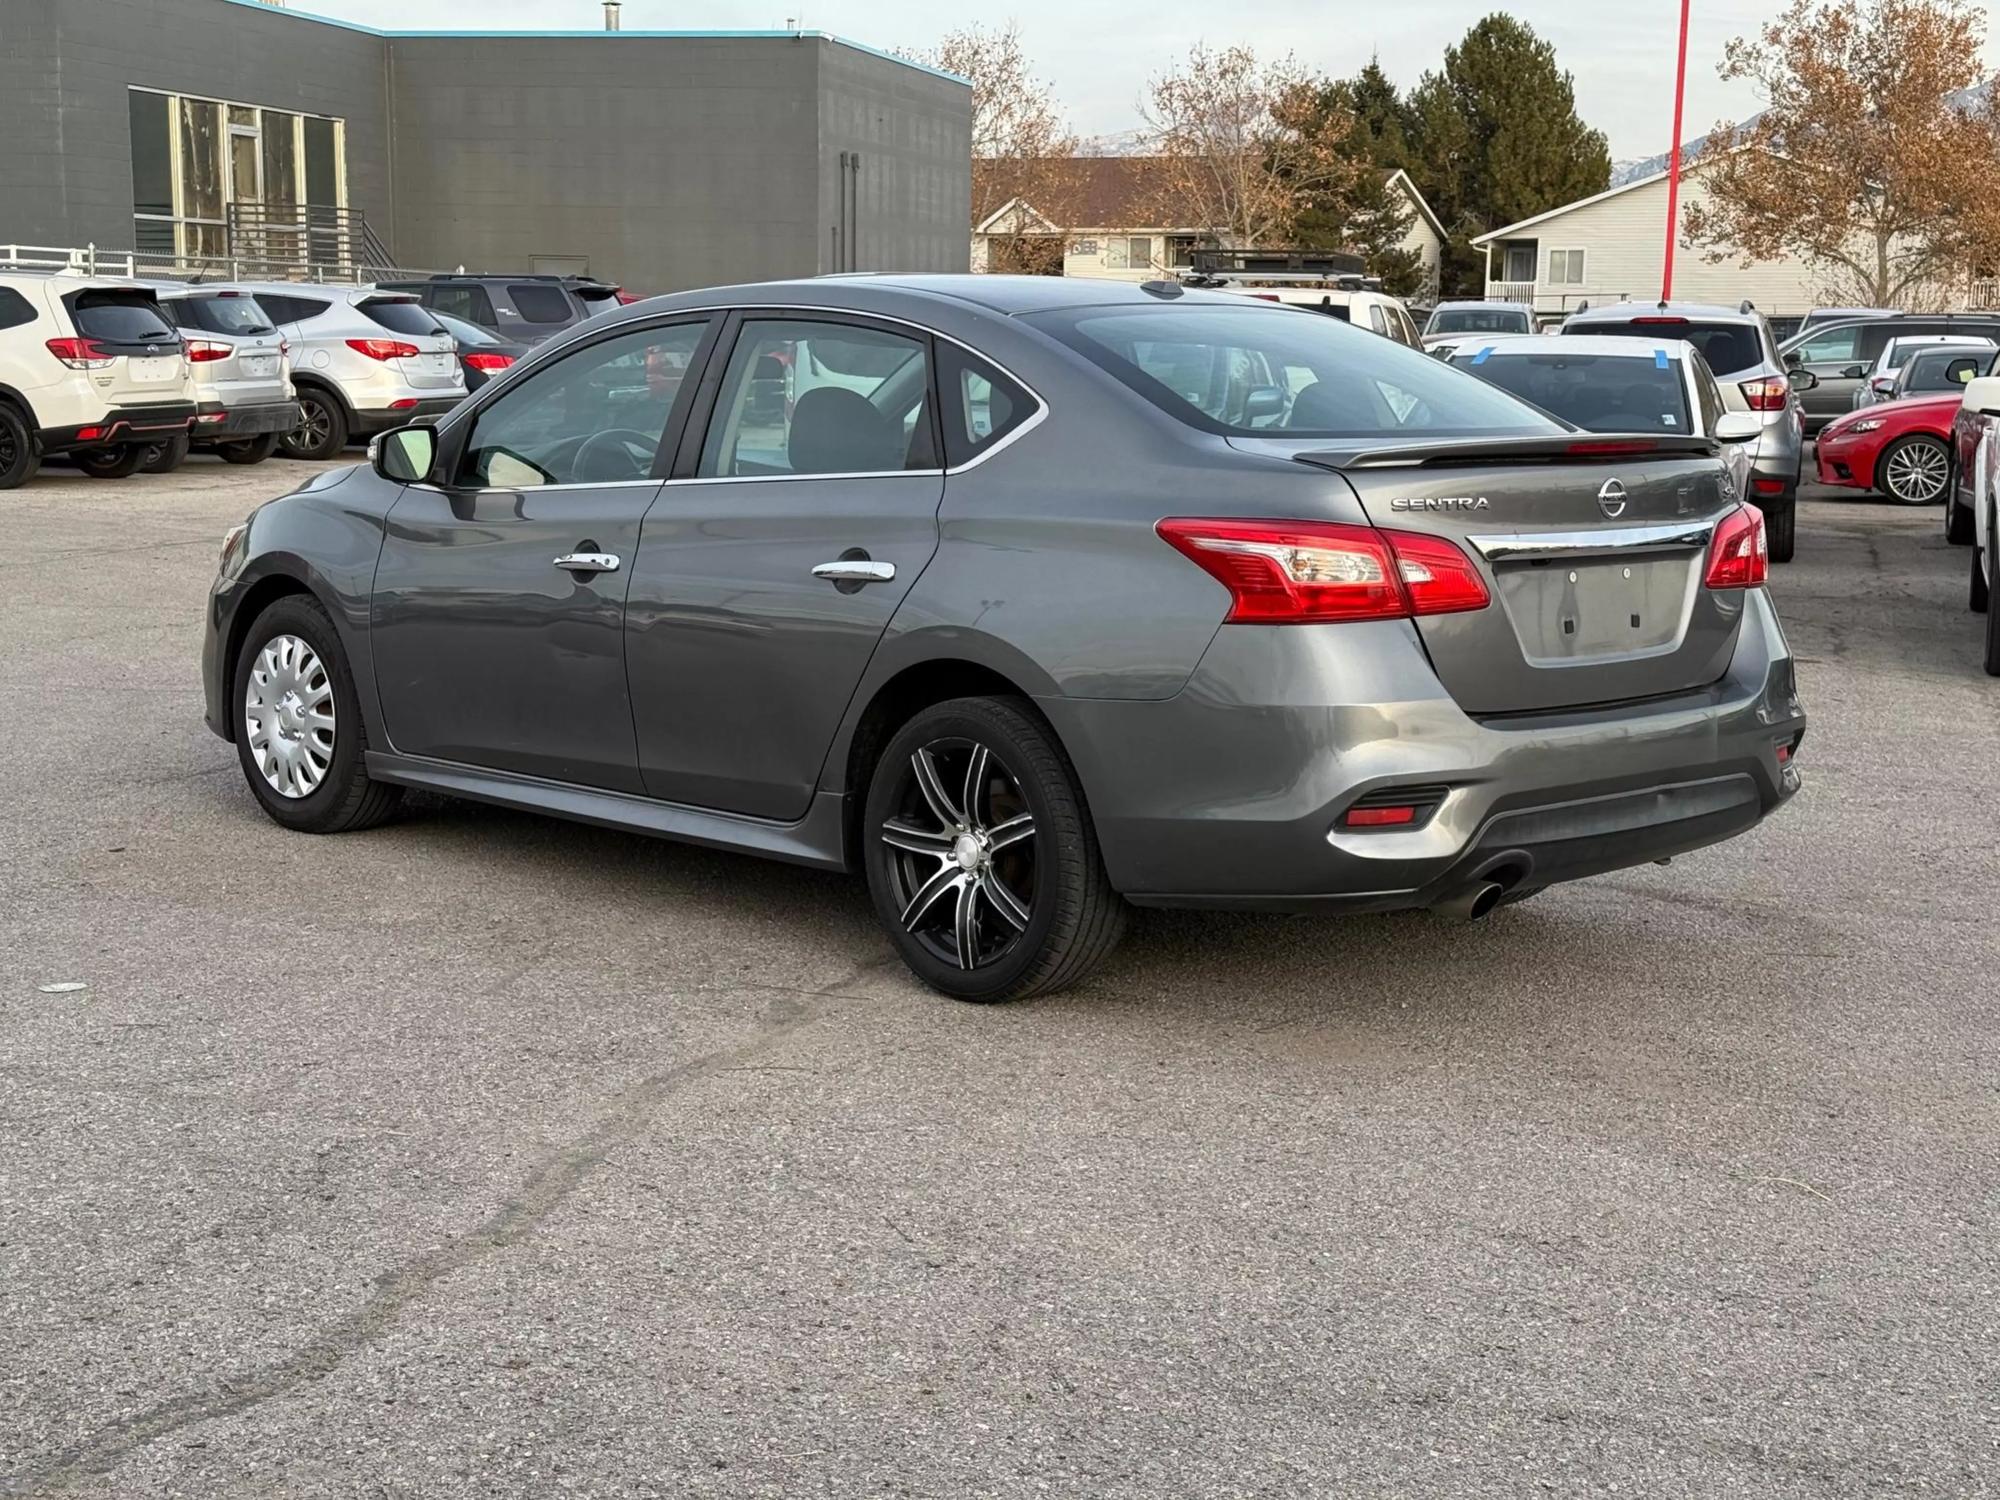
left=1704, top=505, right=1768, bottom=589
left=1739, top=376, right=1789, bottom=412
left=346, top=338, right=420, bottom=361
left=1155, top=519, right=1489, bottom=623
left=46, top=336, right=114, bottom=370
left=614, top=290, right=641, bottom=304
left=185, top=339, right=231, bottom=363
left=462, top=351, right=514, bottom=372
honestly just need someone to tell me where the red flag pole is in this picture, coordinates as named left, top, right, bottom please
left=1662, top=0, right=1692, bottom=302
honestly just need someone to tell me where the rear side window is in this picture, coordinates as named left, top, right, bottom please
left=68, top=292, right=177, bottom=344
left=257, top=294, right=331, bottom=325
left=1030, top=304, right=1555, bottom=439
left=171, top=294, right=276, bottom=336
left=509, top=284, right=575, bottom=324
left=938, top=344, right=1037, bottom=467
left=1451, top=350, right=1692, bottom=434
left=1575, top=320, right=1761, bottom=376
left=429, top=284, right=497, bottom=325
left=359, top=298, right=445, bottom=336
left=0, top=287, right=37, bottom=330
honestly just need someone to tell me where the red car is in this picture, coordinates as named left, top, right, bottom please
left=1815, top=391, right=1958, bottom=505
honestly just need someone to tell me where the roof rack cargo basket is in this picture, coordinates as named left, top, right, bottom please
left=1189, top=247, right=1368, bottom=276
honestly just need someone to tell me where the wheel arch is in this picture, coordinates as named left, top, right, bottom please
left=288, top=372, right=354, bottom=418
left=0, top=382, right=40, bottom=432
left=219, top=562, right=364, bottom=743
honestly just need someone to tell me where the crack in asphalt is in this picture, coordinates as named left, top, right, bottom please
left=3, top=955, right=897, bottom=1496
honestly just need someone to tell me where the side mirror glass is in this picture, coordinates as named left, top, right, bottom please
left=1713, top=411, right=1763, bottom=443
left=1840, top=364, right=1867, bottom=379
left=371, top=424, right=436, bottom=483
left=1790, top=368, right=1819, bottom=390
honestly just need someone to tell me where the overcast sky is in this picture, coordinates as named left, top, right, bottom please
left=303, top=0, right=1998, bottom=164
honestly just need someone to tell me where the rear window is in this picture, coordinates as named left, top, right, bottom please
left=358, top=298, right=445, bottom=336
left=1027, top=304, right=1557, bottom=439
left=1451, top=350, right=1692, bottom=434
left=1574, top=319, right=1762, bottom=376
left=509, top=284, right=575, bottom=324
left=170, top=293, right=275, bottom=336
left=1427, top=307, right=1532, bottom=336
left=68, top=292, right=176, bottom=344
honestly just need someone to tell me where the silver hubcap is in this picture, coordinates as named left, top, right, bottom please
left=880, top=741, right=1037, bottom=970
left=244, top=634, right=335, bottom=798
left=1885, top=440, right=1947, bottom=503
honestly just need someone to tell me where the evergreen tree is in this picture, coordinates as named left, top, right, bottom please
left=1405, top=14, right=1611, bottom=294
left=1285, top=64, right=1427, bottom=297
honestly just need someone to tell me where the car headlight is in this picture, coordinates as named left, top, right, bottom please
left=1846, top=418, right=1885, bottom=433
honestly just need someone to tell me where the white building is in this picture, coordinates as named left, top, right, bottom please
left=1472, top=161, right=1823, bottom=318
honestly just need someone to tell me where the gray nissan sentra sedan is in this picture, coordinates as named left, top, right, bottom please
left=201, top=275, right=1805, bottom=1002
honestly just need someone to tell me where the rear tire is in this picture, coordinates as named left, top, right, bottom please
left=1972, top=528, right=1989, bottom=614
left=1876, top=435, right=1950, bottom=505
left=863, top=696, right=1124, bottom=1003
left=1948, top=494, right=1976, bottom=545
left=232, top=594, right=402, bottom=833
left=138, top=433, right=189, bottom=474
left=1765, top=491, right=1797, bottom=564
left=74, top=445, right=145, bottom=480
left=215, top=432, right=280, bottom=465
left=0, top=402, right=37, bottom=490
left=281, top=389, right=349, bottom=461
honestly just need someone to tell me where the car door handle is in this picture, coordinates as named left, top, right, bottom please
left=554, top=552, right=620, bottom=573
left=811, top=559, right=895, bottom=583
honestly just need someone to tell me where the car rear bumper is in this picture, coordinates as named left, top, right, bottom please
left=1042, top=593, right=1805, bottom=910
left=190, top=400, right=302, bottom=440
left=40, top=403, right=197, bottom=454
left=348, top=397, right=463, bottom=436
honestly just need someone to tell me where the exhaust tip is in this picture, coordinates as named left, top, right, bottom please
left=1434, top=879, right=1505, bottom=923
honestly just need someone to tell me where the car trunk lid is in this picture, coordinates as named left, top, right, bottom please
left=1233, top=433, right=1749, bottom=714
left=355, top=296, right=464, bottom=390
left=61, top=288, right=188, bottom=405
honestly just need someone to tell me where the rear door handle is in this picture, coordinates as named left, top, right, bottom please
left=554, top=552, right=620, bottom=573
left=812, top=559, right=895, bottom=583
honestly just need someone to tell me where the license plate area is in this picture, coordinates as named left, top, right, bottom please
left=1492, top=554, right=1699, bottom=664
left=242, top=354, right=277, bottom=376
left=129, top=356, right=178, bottom=383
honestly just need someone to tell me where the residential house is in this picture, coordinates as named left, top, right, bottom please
left=1471, top=160, right=1821, bottom=318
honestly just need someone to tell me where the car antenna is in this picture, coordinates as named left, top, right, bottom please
left=1140, top=279, right=1184, bottom=298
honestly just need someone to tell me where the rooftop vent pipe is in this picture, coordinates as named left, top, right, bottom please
left=603, top=1, right=621, bottom=30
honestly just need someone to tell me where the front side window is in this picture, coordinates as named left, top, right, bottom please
left=699, top=319, right=935, bottom=478
left=1031, top=304, right=1556, bottom=439
left=510, top=284, right=575, bottom=324
left=1789, top=325, right=1862, bottom=364
left=1451, top=350, right=1692, bottom=433
left=459, top=320, right=708, bottom=488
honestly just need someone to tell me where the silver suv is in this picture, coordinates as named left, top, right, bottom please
left=148, top=285, right=298, bottom=469
left=219, top=283, right=465, bottom=460
left=1562, top=301, right=1809, bottom=562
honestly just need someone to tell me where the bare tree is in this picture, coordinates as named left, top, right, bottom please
left=907, top=23, right=1084, bottom=270
left=1140, top=45, right=1365, bottom=249
left=1681, top=0, right=2000, bottom=306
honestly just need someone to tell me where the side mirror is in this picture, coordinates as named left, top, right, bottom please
left=371, top=424, right=436, bottom=483
left=1713, top=411, right=1763, bottom=443
left=1840, top=364, right=1867, bottom=379
left=1790, top=369, right=1819, bottom=390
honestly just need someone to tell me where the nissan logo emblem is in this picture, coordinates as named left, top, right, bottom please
left=1597, top=478, right=1629, bottom=518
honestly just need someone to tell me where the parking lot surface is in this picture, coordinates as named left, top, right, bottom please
left=3, top=457, right=1997, bottom=1498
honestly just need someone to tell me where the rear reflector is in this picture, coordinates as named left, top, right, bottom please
left=197, top=412, right=227, bottom=424
left=75, top=426, right=104, bottom=441
left=1704, top=505, right=1768, bottom=589
left=1344, top=805, right=1418, bottom=827
left=1156, top=518, right=1489, bottom=623
left=387, top=398, right=419, bottom=411
left=1751, top=476, right=1785, bottom=495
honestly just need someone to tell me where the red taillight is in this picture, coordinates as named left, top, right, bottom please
left=185, top=339, right=231, bottom=363
left=1343, top=804, right=1418, bottom=827
left=46, top=336, right=114, bottom=370
left=1250, top=293, right=1282, bottom=301
left=346, top=338, right=419, bottom=361
left=614, top=290, right=641, bottom=304
left=1704, top=505, right=1768, bottom=589
left=1751, top=476, right=1785, bottom=496
left=75, top=426, right=104, bottom=441
left=388, top=398, right=419, bottom=411
left=1155, top=518, right=1489, bottom=623
left=1739, top=376, right=1789, bottom=412
left=463, top=351, right=514, bottom=372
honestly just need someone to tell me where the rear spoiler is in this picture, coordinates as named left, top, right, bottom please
left=1294, top=434, right=1721, bottom=471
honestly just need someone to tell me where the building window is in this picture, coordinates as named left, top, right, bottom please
left=1546, top=248, right=1586, bottom=286
left=1104, top=236, right=1155, bottom=271
left=1501, top=244, right=1536, bottom=283
left=127, top=88, right=345, bottom=271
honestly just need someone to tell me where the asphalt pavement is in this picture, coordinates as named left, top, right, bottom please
left=2, top=454, right=1996, bottom=1498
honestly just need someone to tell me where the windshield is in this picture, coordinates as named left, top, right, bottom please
left=1426, top=307, right=1532, bottom=336
left=1570, top=319, right=1762, bottom=377
left=1028, top=304, right=1557, bottom=439
left=1451, top=350, right=1692, bottom=434
left=169, top=293, right=276, bottom=337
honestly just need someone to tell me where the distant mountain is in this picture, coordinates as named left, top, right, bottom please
left=1077, top=128, right=1157, bottom=157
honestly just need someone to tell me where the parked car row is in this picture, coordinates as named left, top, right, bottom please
left=0, top=270, right=629, bottom=487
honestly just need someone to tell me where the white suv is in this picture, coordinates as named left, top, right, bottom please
left=219, top=283, right=465, bottom=460
left=0, top=271, right=196, bottom=488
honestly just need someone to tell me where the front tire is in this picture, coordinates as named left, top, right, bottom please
left=215, top=433, right=280, bottom=465
left=0, top=402, right=37, bottom=490
left=232, top=594, right=402, bottom=833
left=280, top=389, right=349, bottom=461
left=138, top=433, right=189, bottom=474
left=1877, top=435, right=1950, bottom=505
left=74, top=445, right=145, bottom=480
left=863, top=696, right=1124, bottom=1003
